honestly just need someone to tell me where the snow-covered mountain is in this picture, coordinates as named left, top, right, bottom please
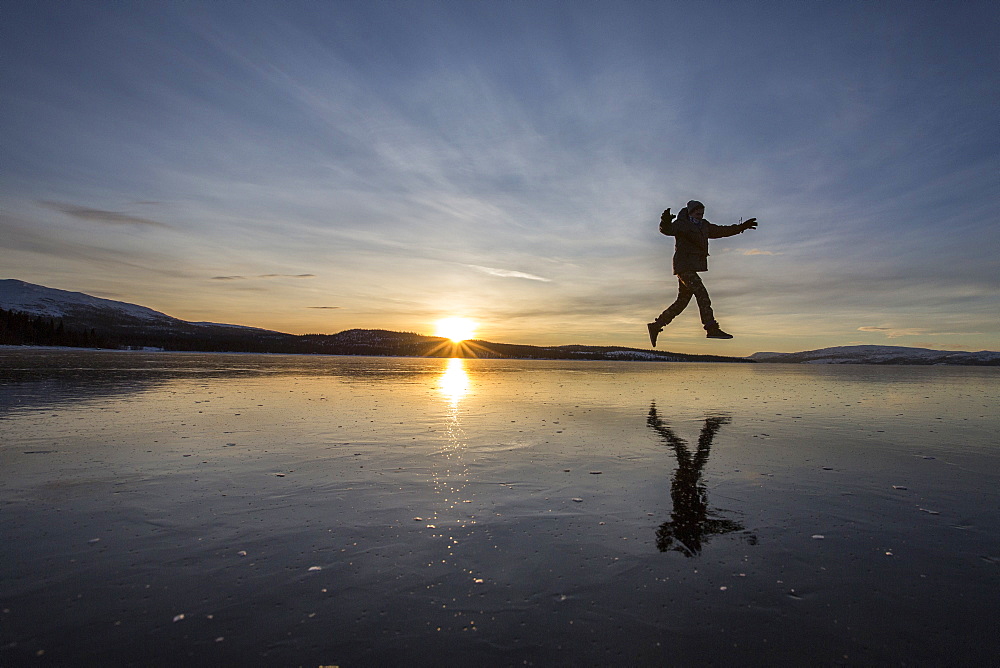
left=1, top=279, right=175, bottom=323
left=0, top=279, right=280, bottom=336
left=750, top=345, right=1000, bottom=365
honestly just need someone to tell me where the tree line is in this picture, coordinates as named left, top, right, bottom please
left=0, top=308, right=113, bottom=348
left=0, top=307, right=749, bottom=363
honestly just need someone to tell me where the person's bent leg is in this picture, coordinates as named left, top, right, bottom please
left=683, top=273, right=734, bottom=339
left=677, top=272, right=715, bottom=327
left=648, top=277, right=693, bottom=346
left=656, top=278, right=693, bottom=326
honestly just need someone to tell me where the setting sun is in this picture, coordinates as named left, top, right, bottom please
left=435, top=317, right=477, bottom=343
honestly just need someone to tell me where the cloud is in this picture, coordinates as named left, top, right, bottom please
left=858, top=326, right=980, bottom=339
left=5, top=4, right=998, bottom=352
left=0, top=213, right=189, bottom=277
left=858, top=326, right=926, bottom=338
left=211, top=274, right=315, bottom=280
left=307, top=306, right=340, bottom=310
left=39, top=201, right=171, bottom=228
left=467, top=264, right=552, bottom=282
left=913, top=342, right=972, bottom=350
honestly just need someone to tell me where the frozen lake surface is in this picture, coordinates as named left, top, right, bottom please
left=2, top=349, right=999, bottom=665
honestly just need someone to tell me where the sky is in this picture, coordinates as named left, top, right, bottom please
left=2, top=1, right=998, bottom=355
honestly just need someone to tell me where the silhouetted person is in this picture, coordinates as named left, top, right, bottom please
left=647, top=200, right=757, bottom=344
left=646, top=403, right=754, bottom=556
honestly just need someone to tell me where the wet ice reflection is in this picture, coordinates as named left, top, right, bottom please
left=437, top=357, right=471, bottom=406
left=647, top=403, right=756, bottom=556
left=425, top=357, right=483, bottom=588
left=2, top=350, right=999, bottom=665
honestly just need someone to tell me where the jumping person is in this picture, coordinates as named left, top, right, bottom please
left=648, top=200, right=757, bottom=345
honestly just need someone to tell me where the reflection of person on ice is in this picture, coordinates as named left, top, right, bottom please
left=648, top=200, right=757, bottom=345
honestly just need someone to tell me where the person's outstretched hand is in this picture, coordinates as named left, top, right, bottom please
left=661, top=208, right=675, bottom=225
left=742, top=217, right=758, bottom=230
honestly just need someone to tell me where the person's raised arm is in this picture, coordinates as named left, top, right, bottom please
left=659, top=208, right=675, bottom=236
left=707, top=217, right=758, bottom=238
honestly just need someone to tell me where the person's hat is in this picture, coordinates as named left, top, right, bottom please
left=686, top=200, right=705, bottom=211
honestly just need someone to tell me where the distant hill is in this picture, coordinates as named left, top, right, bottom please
left=5, top=280, right=994, bottom=365
left=0, top=279, right=746, bottom=362
left=0, top=279, right=288, bottom=341
left=750, top=345, right=1000, bottom=366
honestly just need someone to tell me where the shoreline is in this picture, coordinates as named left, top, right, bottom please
left=5, top=345, right=1000, bottom=367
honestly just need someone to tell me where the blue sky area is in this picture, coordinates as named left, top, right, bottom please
left=2, top=1, right=998, bottom=354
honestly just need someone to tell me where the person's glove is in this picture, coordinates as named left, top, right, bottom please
left=741, top=218, right=758, bottom=231
left=661, top=208, right=675, bottom=225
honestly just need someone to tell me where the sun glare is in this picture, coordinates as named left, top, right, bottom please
left=435, top=317, right=477, bottom=343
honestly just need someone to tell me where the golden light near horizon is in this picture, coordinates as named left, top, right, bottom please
left=435, top=317, right=477, bottom=343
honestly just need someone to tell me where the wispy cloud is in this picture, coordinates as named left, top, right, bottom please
left=3, top=4, right=998, bottom=352
left=913, top=341, right=972, bottom=350
left=858, top=326, right=926, bottom=338
left=467, top=265, right=552, bottom=282
left=39, top=201, right=171, bottom=228
left=307, top=306, right=340, bottom=310
left=211, top=274, right=315, bottom=280
left=0, top=213, right=188, bottom=277
left=858, top=326, right=980, bottom=339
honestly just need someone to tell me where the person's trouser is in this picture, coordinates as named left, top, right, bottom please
left=653, top=271, right=716, bottom=328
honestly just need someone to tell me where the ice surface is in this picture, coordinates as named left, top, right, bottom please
left=1, top=350, right=998, bottom=665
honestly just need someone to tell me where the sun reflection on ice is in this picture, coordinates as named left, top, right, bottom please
left=438, top=357, right=470, bottom=406
left=424, top=357, right=487, bottom=591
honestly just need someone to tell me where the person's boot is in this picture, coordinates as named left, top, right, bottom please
left=705, top=323, right=733, bottom=339
left=647, top=322, right=662, bottom=347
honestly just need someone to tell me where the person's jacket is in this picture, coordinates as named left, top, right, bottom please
left=660, top=208, right=747, bottom=274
